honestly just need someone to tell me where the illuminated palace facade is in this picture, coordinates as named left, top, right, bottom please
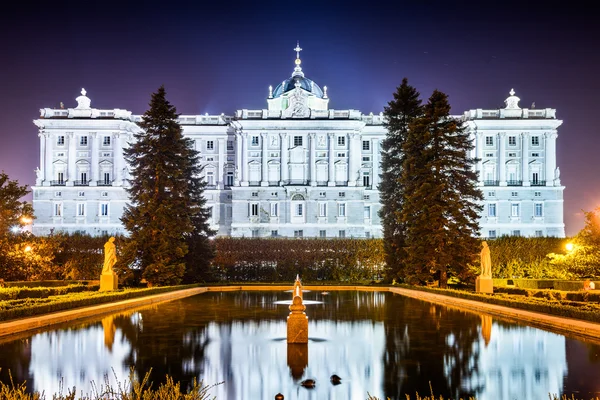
left=31, top=47, right=565, bottom=238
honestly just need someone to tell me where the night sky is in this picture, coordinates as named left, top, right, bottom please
left=1, top=1, right=597, bottom=236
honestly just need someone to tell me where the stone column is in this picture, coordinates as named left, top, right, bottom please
left=90, top=132, right=99, bottom=186
left=241, top=133, right=248, bottom=186
left=280, top=133, right=288, bottom=184
left=545, top=132, right=558, bottom=186
left=114, top=133, right=123, bottom=186
left=476, top=132, right=483, bottom=184
left=218, top=138, right=225, bottom=189
left=235, top=132, right=242, bottom=186
left=348, top=132, right=359, bottom=186
left=38, top=132, right=45, bottom=185
left=371, top=138, right=380, bottom=189
left=309, top=133, right=316, bottom=186
left=44, top=133, right=52, bottom=186
left=498, top=132, right=506, bottom=186
left=521, top=132, right=529, bottom=186
left=328, top=133, right=335, bottom=186
left=67, top=132, right=76, bottom=186
left=261, top=133, right=268, bottom=186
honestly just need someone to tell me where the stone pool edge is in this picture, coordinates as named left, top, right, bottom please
left=2, top=285, right=599, bottom=342
left=389, top=286, right=600, bottom=341
left=0, top=287, right=208, bottom=338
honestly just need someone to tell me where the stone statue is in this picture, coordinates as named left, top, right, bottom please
left=35, top=167, right=41, bottom=180
left=480, top=241, right=492, bottom=278
left=102, top=237, right=117, bottom=274
left=555, top=167, right=561, bottom=180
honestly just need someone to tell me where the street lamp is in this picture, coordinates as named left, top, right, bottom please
left=566, top=242, right=574, bottom=252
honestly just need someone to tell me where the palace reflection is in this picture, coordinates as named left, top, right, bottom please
left=1, top=291, right=599, bottom=399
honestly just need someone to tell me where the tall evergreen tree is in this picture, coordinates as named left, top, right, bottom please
left=399, top=90, right=483, bottom=287
left=379, top=79, right=423, bottom=281
left=121, top=86, right=215, bottom=286
left=0, top=171, right=33, bottom=236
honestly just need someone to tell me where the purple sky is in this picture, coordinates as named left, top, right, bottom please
left=1, top=1, right=597, bottom=236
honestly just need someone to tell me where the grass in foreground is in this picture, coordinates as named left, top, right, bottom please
left=0, top=368, right=219, bottom=400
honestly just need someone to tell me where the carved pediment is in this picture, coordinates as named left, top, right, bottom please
left=284, top=87, right=310, bottom=118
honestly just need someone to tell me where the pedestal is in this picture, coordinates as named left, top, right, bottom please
left=100, top=273, right=118, bottom=292
left=287, top=312, right=308, bottom=343
left=476, top=277, right=493, bottom=294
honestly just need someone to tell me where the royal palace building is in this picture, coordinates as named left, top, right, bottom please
left=31, top=45, right=565, bottom=238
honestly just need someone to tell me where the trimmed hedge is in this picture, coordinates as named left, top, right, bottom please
left=1, top=280, right=98, bottom=288
left=0, top=284, right=99, bottom=301
left=0, top=284, right=199, bottom=322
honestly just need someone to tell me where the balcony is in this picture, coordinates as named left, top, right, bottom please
left=50, top=180, right=66, bottom=186
left=483, top=180, right=499, bottom=186
left=97, top=180, right=113, bottom=186
left=531, top=180, right=546, bottom=186
left=507, top=180, right=523, bottom=186
left=73, top=180, right=89, bottom=186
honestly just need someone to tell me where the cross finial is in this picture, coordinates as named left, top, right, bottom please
left=81, top=88, right=87, bottom=96
left=294, top=41, right=302, bottom=59
left=509, top=88, right=515, bottom=96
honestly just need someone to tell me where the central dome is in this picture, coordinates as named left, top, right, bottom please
left=272, top=76, right=324, bottom=99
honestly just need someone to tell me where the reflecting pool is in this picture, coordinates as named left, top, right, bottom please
left=1, top=290, right=600, bottom=400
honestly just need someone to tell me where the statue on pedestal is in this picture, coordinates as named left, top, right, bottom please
left=476, top=241, right=494, bottom=293
left=100, top=237, right=118, bottom=292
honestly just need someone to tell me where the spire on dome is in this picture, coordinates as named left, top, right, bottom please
left=292, top=41, right=304, bottom=78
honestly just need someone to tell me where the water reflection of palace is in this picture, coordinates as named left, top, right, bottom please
left=1, top=291, right=598, bottom=399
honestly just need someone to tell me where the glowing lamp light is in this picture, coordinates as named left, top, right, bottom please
left=20, top=216, right=32, bottom=224
left=10, top=226, right=20, bottom=234
left=24, top=245, right=32, bottom=252
left=566, top=243, right=574, bottom=252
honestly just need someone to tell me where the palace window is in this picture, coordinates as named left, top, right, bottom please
left=363, top=195, right=370, bottom=200
left=101, top=191, right=108, bottom=197
left=226, top=172, right=234, bottom=186
left=294, top=136, right=303, bottom=147
left=338, top=203, right=346, bottom=217
left=485, top=153, right=494, bottom=157
left=294, top=230, right=303, bottom=238
left=295, top=203, right=303, bottom=216
left=250, top=203, right=259, bottom=216
left=364, top=206, right=371, bottom=219
left=227, top=140, right=234, bottom=150
left=54, top=191, right=62, bottom=197
left=77, top=203, right=86, bottom=216
left=206, top=140, right=214, bottom=150
left=531, top=136, right=540, bottom=146
left=271, top=230, right=278, bottom=237
left=78, top=191, right=85, bottom=197
left=534, top=203, right=543, bottom=217
left=362, top=140, right=370, bottom=151
left=363, top=173, right=370, bottom=187
left=319, top=192, right=326, bottom=197
left=54, top=203, right=62, bottom=217
left=270, top=202, right=279, bottom=217
left=531, top=152, right=539, bottom=157
left=319, top=203, right=327, bottom=217
left=103, top=136, right=111, bottom=146
left=339, top=192, right=345, bottom=198
left=57, top=136, right=65, bottom=146
left=339, top=230, right=346, bottom=238
left=252, top=229, right=259, bottom=238
left=511, top=203, right=520, bottom=217
left=338, top=136, right=345, bottom=146
left=251, top=136, right=259, bottom=146
left=508, top=136, right=516, bottom=146
left=511, top=191, right=518, bottom=197
left=534, top=191, right=541, bottom=197
left=319, top=230, right=326, bottom=238
left=488, top=230, right=497, bottom=239
left=362, top=156, right=371, bottom=162
left=337, top=152, right=346, bottom=158
left=100, top=203, right=109, bottom=216
left=512, top=230, right=521, bottom=236
left=535, top=230, right=543, bottom=237
left=488, top=203, right=496, bottom=217
left=488, top=191, right=495, bottom=197
left=365, top=232, right=371, bottom=238
left=252, top=192, right=258, bottom=197
left=485, top=136, right=493, bottom=146
left=80, top=136, right=88, bottom=146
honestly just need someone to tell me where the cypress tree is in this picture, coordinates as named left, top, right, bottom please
left=121, top=86, right=215, bottom=286
left=400, top=90, right=483, bottom=287
left=379, top=78, right=423, bottom=281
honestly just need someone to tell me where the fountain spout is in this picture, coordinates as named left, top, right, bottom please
left=287, top=277, right=308, bottom=344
